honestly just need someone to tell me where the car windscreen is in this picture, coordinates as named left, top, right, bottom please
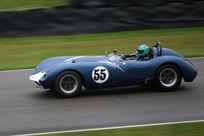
left=108, top=54, right=123, bottom=61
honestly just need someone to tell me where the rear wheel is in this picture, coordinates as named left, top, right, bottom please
left=54, top=71, right=82, bottom=98
left=155, top=64, right=182, bottom=91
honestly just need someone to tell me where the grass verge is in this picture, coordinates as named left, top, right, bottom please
left=39, top=121, right=204, bottom=136
left=0, top=27, right=204, bottom=70
left=0, top=0, right=67, bottom=11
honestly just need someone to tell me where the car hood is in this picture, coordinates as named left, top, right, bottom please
left=33, top=56, right=105, bottom=74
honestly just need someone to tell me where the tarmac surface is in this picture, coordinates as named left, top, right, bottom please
left=0, top=58, right=203, bottom=135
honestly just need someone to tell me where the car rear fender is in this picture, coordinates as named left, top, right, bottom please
left=154, top=57, right=197, bottom=82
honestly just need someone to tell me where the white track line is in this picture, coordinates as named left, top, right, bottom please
left=187, top=56, right=204, bottom=59
left=15, top=119, right=204, bottom=136
left=0, top=69, right=33, bottom=73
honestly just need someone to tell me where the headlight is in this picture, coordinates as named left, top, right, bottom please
left=40, top=73, right=48, bottom=81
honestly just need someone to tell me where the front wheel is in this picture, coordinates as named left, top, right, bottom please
left=54, top=71, right=82, bottom=98
left=155, top=65, right=182, bottom=91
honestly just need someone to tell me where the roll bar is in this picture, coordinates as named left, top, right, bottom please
left=153, top=42, right=162, bottom=56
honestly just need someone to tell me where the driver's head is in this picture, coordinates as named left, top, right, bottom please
left=137, top=44, right=150, bottom=57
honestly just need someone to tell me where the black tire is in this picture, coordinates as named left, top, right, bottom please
left=54, top=71, right=82, bottom=98
left=155, top=64, right=182, bottom=91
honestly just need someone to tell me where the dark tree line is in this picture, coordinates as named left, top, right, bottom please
left=69, top=0, right=202, bottom=7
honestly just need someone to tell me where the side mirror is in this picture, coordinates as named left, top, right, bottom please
left=113, top=49, right=117, bottom=54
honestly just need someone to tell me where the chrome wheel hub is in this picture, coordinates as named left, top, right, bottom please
left=59, top=74, right=78, bottom=94
left=159, top=68, right=178, bottom=87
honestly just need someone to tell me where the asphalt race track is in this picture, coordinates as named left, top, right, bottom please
left=0, top=58, right=203, bottom=136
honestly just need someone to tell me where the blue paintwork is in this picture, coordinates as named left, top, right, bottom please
left=31, top=47, right=197, bottom=89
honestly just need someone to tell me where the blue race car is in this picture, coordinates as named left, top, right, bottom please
left=29, top=43, right=197, bottom=97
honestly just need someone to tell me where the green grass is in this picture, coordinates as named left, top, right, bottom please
left=0, top=0, right=67, bottom=11
left=41, top=122, right=204, bottom=136
left=0, top=27, right=204, bottom=70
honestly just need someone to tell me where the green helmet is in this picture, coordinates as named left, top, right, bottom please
left=137, top=44, right=150, bottom=56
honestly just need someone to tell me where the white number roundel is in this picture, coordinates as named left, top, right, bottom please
left=92, top=66, right=109, bottom=83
